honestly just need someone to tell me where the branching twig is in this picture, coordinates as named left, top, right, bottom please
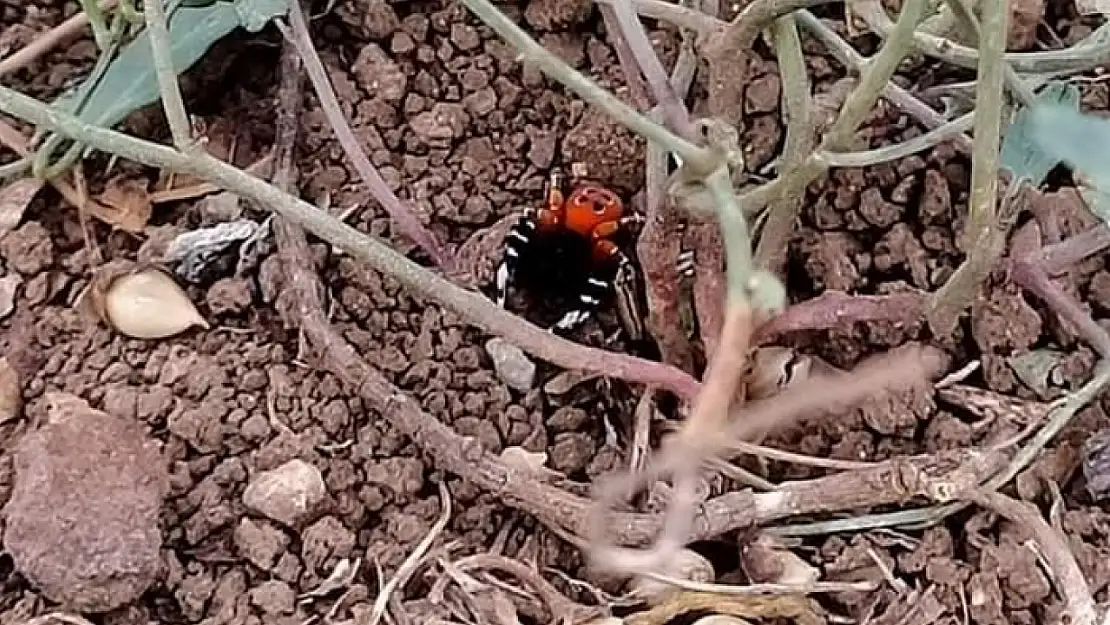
left=607, top=0, right=696, bottom=139
left=278, top=2, right=450, bottom=268
left=753, top=13, right=813, bottom=278
left=925, top=0, right=1008, bottom=336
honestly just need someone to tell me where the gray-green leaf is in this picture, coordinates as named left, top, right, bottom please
left=1025, top=102, right=1110, bottom=192
left=999, top=80, right=1080, bottom=187
left=234, top=0, right=289, bottom=32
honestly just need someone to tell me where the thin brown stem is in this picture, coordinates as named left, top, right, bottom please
left=278, top=4, right=450, bottom=268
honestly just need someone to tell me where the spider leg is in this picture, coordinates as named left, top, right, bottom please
left=550, top=241, right=623, bottom=334
left=496, top=211, right=536, bottom=307
left=677, top=248, right=695, bottom=278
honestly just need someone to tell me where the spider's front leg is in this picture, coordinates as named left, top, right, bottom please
left=494, top=210, right=535, bottom=307
left=495, top=183, right=566, bottom=307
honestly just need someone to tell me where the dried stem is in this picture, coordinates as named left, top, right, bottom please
left=607, top=0, right=695, bottom=138
left=751, top=290, right=926, bottom=345
left=278, top=3, right=450, bottom=268
left=972, top=491, right=1097, bottom=625
left=0, top=0, right=118, bottom=76
left=461, top=0, right=714, bottom=173
left=925, top=0, right=1008, bottom=336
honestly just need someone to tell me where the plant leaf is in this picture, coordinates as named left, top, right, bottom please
left=1025, top=102, right=1110, bottom=192
left=52, top=3, right=242, bottom=127
left=999, top=80, right=1080, bottom=187
left=234, top=0, right=289, bottom=31
left=52, top=0, right=289, bottom=131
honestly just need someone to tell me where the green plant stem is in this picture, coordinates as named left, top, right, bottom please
left=819, top=111, right=974, bottom=167
left=940, top=0, right=1037, bottom=106
left=854, top=0, right=1110, bottom=74
left=79, top=0, right=112, bottom=50
left=0, top=84, right=702, bottom=398
left=925, top=0, right=1008, bottom=336
left=143, top=0, right=194, bottom=151
left=706, top=169, right=754, bottom=302
left=753, top=14, right=812, bottom=278
left=460, top=0, right=715, bottom=173
left=823, top=0, right=930, bottom=151
left=755, top=0, right=928, bottom=216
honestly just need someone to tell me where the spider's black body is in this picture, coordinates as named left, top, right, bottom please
left=494, top=174, right=638, bottom=333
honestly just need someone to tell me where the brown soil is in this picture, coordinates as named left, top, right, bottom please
left=1, top=0, right=1110, bottom=624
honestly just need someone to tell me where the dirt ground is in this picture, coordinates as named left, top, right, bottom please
left=2, top=0, right=1110, bottom=624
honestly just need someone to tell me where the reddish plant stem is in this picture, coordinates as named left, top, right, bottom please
left=1009, top=221, right=1110, bottom=359
left=752, top=290, right=927, bottom=345
left=280, top=2, right=451, bottom=269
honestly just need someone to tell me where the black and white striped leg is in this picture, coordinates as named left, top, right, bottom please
left=677, top=249, right=695, bottom=278
left=550, top=263, right=618, bottom=333
left=495, top=211, right=536, bottom=307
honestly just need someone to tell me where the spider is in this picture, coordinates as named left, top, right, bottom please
left=494, top=171, right=645, bottom=335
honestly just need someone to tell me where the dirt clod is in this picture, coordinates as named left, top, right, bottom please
left=242, top=458, right=328, bottom=528
left=4, top=393, right=167, bottom=612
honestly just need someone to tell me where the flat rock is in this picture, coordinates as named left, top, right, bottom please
left=242, top=459, right=327, bottom=528
left=4, top=393, right=167, bottom=612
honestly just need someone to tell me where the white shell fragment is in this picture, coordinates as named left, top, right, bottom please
left=103, top=268, right=209, bottom=339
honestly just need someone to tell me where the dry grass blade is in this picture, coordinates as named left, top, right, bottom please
left=368, top=482, right=453, bottom=625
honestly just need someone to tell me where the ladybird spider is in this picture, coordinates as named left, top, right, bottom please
left=495, top=172, right=643, bottom=334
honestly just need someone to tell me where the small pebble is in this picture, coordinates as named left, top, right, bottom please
left=242, top=459, right=327, bottom=528
left=484, top=338, right=535, bottom=391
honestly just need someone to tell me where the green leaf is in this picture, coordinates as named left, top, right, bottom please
left=51, top=0, right=289, bottom=130
left=1025, top=102, right=1110, bottom=192
left=234, top=0, right=289, bottom=31
left=52, top=3, right=241, bottom=127
left=998, top=80, right=1081, bottom=187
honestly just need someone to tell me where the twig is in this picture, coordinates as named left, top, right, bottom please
left=853, top=0, right=1110, bottom=74
left=634, top=574, right=877, bottom=596
left=795, top=9, right=973, bottom=153
left=751, top=290, right=926, bottom=345
left=369, top=482, right=453, bottom=625
left=0, top=0, right=119, bottom=76
left=278, top=2, right=450, bottom=268
left=0, top=85, right=701, bottom=399
left=1010, top=221, right=1110, bottom=359
left=972, top=491, right=1097, bottom=625
left=818, top=111, right=974, bottom=168
left=607, top=0, right=695, bottom=138
left=925, top=0, right=1008, bottom=336
left=624, top=590, right=826, bottom=625
left=453, top=554, right=600, bottom=624
left=753, top=13, right=813, bottom=278
left=597, top=5, right=652, bottom=111
left=461, top=0, right=715, bottom=173
left=772, top=359, right=1110, bottom=537
left=143, top=0, right=194, bottom=151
